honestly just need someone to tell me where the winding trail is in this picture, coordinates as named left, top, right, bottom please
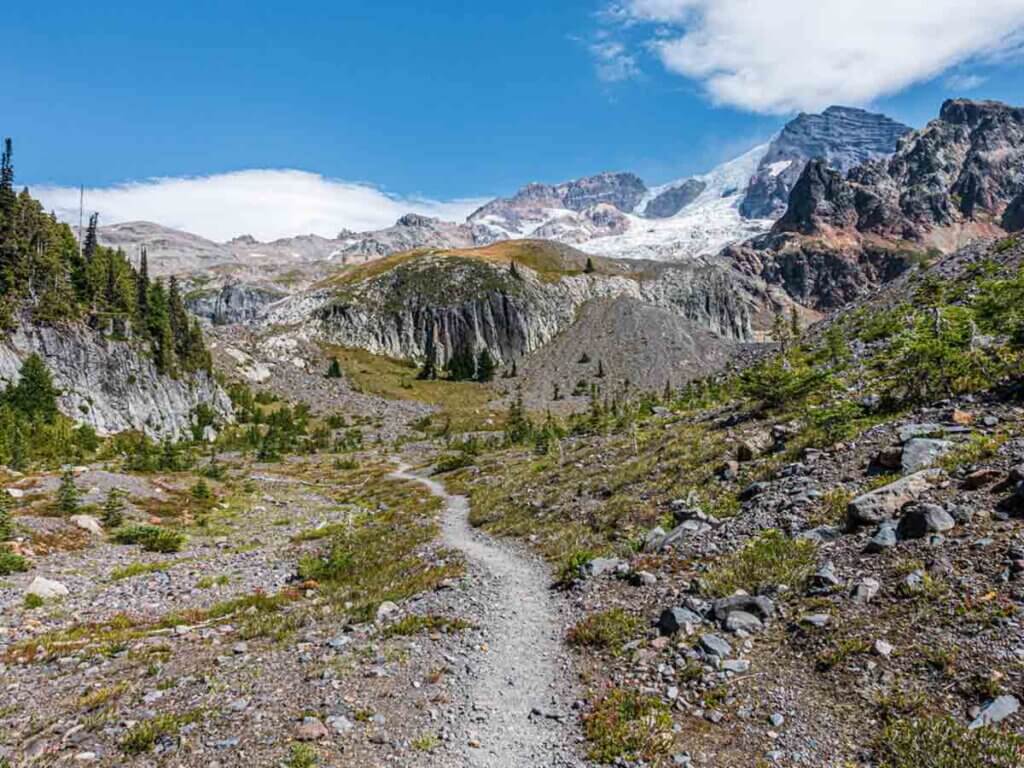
left=391, top=464, right=586, bottom=768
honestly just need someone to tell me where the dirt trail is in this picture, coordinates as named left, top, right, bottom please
left=390, top=465, right=587, bottom=768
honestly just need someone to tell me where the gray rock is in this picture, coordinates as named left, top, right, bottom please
left=583, top=557, right=624, bottom=578
left=699, top=634, right=732, bottom=658
left=901, top=438, right=953, bottom=473
left=847, top=470, right=943, bottom=527
left=866, top=522, right=898, bottom=553
left=643, top=527, right=667, bottom=553
left=851, top=577, right=881, bottom=604
left=798, top=525, right=842, bottom=544
left=724, top=611, right=763, bottom=633
left=800, top=614, right=830, bottom=628
left=898, top=423, right=945, bottom=443
left=658, top=607, right=704, bottom=636
left=26, top=577, right=69, bottom=600
left=808, top=562, right=841, bottom=592
left=969, top=695, right=1020, bottom=729
left=723, top=659, right=750, bottom=674
left=897, top=503, right=955, bottom=540
left=711, top=595, right=775, bottom=622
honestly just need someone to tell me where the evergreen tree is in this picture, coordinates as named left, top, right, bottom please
left=584, top=257, right=595, bottom=274
left=147, top=280, right=175, bottom=374
left=135, top=246, right=150, bottom=323
left=56, top=468, right=79, bottom=515
left=0, top=491, right=12, bottom=540
left=417, top=356, right=438, bottom=380
left=102, top=488, right=125, bottom=528
left=504, top=387, right=533, bottom=444
left=83, top=212, right=99, bottom=262
left=578, top=351, right=591, bottom=364
left=6, top=354, right=60, bottom=422
left=326, top=357, right=343, bottom=378
left=446, top=347, right=476, bottom=381
left=596, top=359, right=605, bottom=378
left=475, top=349, right=496, bottom=382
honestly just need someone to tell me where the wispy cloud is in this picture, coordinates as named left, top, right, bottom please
left=31, top=170, right=489, bottom=242
left=604, top=0, right=1024, bottom=113
left=945, top=72, right=988, bottom=91
left=589, top=40, right=642, bottom=82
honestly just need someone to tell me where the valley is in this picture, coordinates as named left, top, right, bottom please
left=2, top=95, right=1024, bottom=768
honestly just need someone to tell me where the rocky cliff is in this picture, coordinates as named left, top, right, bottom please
left=263, top=242, right=772, bottom=369
left=187, top=283, right=288, bottom=325
left=0, top=320, right=233, bottom=439
left=728, top=99, right=1024, bottom=309
left=740, top=106, right=911, bottom=220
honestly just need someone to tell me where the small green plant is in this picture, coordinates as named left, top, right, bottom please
left=567, top=609, right=642, bottom=655
left=584, top=689, right=674, bottom=763
left=196, top=574, right=230, bottom=589
left=190, top=478, right=211, bottom=501
left=56, top=468, right=79, bottom=515
left=112, top=524, right=186, bottom=553
left=411, top=733, right=441, bottom=752
left=24, top=593, right=44, bottom=609
left=877, top=716, right=1023, bottom=767
left=702, top=529, right=817, bottom=597
left=119, top=710, right=203, bottom=755
left=286, top=743, right=319, bottom=768
left=325, top=357, right=343, bottom=379
left=557, top=549, right=597, bottom=584
left=0, top=491, right=13, bottom=540
left=102, top=488, right=126, bottom=528
left=110, top=561, right=172, bottom=581
left=0, top=551, right=28, bottom=575
left=381, top=614, right=472, bottom=638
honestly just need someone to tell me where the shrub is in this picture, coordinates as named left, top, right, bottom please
left=382, top=614, right=471, bottom=638
left=112, top=524, right=186, bottom=553
left=0, top=492, right=12, bottom=540
left=435, top=452, right=475, bottom=473
left=0, top=550, right=28, bottom=575
left=24, top=593, right=44, bottom=609
left=703, top=529, right=817, bottom=597
left=286, top=743, right=319, bottom=768
left=120, top=710, right=203, bottom=755
left=567, top=609, right=642, bottom=654
left=877, top=716, right=1023, bottom=768
left=584, top=689, right=674, bottom=763
left=557, top=549, right=597, bottom=584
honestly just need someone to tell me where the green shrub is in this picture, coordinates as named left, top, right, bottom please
left=877, top=716, right=1023, bottom=768
left=568, top=609, right=642, bottom=654
left=557, top=549, right=597, bottom=584
left=0, top=492, right=12, bottom=540
left=101, top=488, right=125, bottom=528
left=584, top=689, right=674, bottom=763
left=0, top=550, right=28, bottom=575
left=56, top=468, right=79, bottom=515
left=703, top=529, right=817, bottom=597
left=112, top=524, right=186, bottom=553
left=24, top=593, right=44, bottom=609
left=120, top=710, right=203, bottom=755
left=381, top=614, right=471, bottom=638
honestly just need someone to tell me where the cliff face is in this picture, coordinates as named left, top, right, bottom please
left=740, top=106, right=912, bottom=220
left=729, top=99, right=1024, bottom=309
left=264, top=244, right=767, bottom=369
left=0, top=320, right=233, bottom=439
left=187, top=283, right=287, bottom=325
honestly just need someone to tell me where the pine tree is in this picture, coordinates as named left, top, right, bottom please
left=475, top=349, right=496, bottom=382
left=584, top=257, right=595, bottom=274
left=102, top=488, right=125, bottom=528
left=326, top=357, right=343, bottom=378
left=56, top=468, right=79, bottom=515
left=83, top=212, right=99, bottom=263
left=579, top=351, right=591, bottom=364
left=6, top=354, right=60, bottom=422
left=446, top=347, right=476, bottom=381
left=135, top=246, right=150, bottom=324
left=0, top=491, right=13, bottom=540
left=509, top=260, right=521, bottom=279
left=0, top=138, right=14, bottom=215
left=596, top=359, right=605, bottom=378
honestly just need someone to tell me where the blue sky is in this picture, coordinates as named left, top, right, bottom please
left=7, top=1, right=1024, bottom=239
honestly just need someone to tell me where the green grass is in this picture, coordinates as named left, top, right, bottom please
left=24, top=593, right=44, bottom=609
left=110, top=560, right=173, bottom=581
left=285, top=744, right=319, bottom=768
left=567, top=609, right=642, bottom=655
left=702, top=529, right=817, bottom=598
left=196, top=574, right=230, bottom=589
left=381, top=614, right=472, bottom=638
left=877, top=716, right=1023, bottom=767
left=584, top=689, right=674, bottom=764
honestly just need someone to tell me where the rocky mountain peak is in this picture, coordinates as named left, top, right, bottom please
left=740, top=105, right=911, bottom=220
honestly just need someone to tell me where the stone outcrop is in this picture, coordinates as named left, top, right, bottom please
left=0, top=320, right=232, bottom=439
left=187, top=283, right=287, bottom=325
left=740, top=106, right=911, bottom=220
left=1004, top=191, right=1024, bottom=232
left=643, top=179, right=707, bottom=219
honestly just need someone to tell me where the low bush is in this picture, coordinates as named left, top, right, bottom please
left=112, top=525, right=186, bottom=553
left=702, top=529, right=816, bottom=597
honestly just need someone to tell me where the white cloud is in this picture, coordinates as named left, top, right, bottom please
left=31, top=170, right=490, bottom=242
left=589, top=40, right=642, bottom=82
left=945, top=72, right=988, bottom=91
left=612, top=0, right=1024, bottom=113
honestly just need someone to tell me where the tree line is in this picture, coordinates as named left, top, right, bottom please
left=0, top=138, right=210, bottom=376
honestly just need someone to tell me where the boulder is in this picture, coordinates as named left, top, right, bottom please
left=963, top=468, right=1003, bottom=489
left=643, top=527, right=666, bottom=553
left=969, top=695, right=1020, bottom=730
left=5, top=487, right=25, bottom=500
left=898, top=423, right=945, bottom=443
left=699, top=634, right=732, bottom=658
left=724, top=611, right=763, bottom=633
left=851, top=577, right=881, bottom=604
left=900, top=438, right=953, bottom=473
left=70, top=515, right=103, bottom=536
left=711, top=594, right=776, bottom=622
left=374, top=601, right=400, bottom=623
left=583, top=557, right=623, bottom=578
left=26, top=577, right=69, bottom=600
left=846, top=469, right=943, bottom=528
left=865, top=522, right=898, bottom=553
left=896, top=503, right=955, bottom=540
left=657, top=607, right=704, bottom=636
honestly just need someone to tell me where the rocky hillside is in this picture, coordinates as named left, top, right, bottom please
left=0, top=319, right=231, bottom=439
left=740, top=106, right=912, bottom=220
left=727, top=99, right=1024, bottom=309
left=261, top=241, right=780, bottom=374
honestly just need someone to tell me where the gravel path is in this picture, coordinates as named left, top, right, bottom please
left=391, top=465, right=587, bottom=768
